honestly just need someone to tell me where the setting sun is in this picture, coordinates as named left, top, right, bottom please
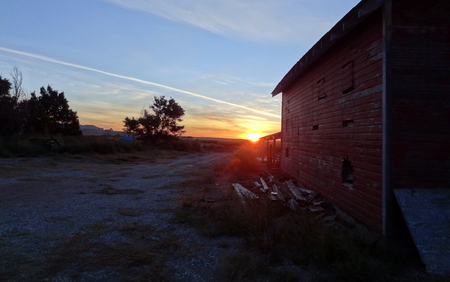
left=246, top=133, right=261, bottom=142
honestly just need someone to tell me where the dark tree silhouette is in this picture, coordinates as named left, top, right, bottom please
left=10, top=67, right=26, bottom=104
left=124, top=96, right=185, bottom=143
left=23, top=86, right=81, bottom=136
left=0, top=75, right=11, bottom=96
left=0, top=76, right=25, bottom=137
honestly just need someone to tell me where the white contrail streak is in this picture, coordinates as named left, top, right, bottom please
left=0, top=47, right=280, bottom=119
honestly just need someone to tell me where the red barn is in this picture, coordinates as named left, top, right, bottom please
left=272, top=0, right=450, bottom=236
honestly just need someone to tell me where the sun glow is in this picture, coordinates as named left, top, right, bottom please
left=246, top=133, right=261, bottom=142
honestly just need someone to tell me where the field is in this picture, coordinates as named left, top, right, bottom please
left=0, top=140, right=447, bottom=281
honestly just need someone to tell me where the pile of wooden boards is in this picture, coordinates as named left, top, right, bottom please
left=232, top=175, right=337, bottom=222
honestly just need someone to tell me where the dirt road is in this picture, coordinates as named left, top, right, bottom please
left=0, top=151, right=239, bottom=281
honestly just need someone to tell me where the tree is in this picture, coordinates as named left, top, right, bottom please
left=0, top=75, right=24, bottom=137
left=10, top=67, right=26, bottom=104
left=0, top=75, right=11, bottom=97
left=123, top=96, right=185, bottom=143
left=23, top=85, right=82, bottom=136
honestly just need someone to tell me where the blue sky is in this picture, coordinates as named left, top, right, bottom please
left=0, top=0, right=359, bottom=138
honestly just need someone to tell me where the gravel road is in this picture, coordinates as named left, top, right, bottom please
left=0, top=151, right=242, bottom=281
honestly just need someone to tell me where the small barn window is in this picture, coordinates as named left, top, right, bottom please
left=312, top=125, right=319, bottom=130
left=342, top=120, right=354, bottom=127
left=285, top=119, right=289, bottom=131
left=317, top=78, right=327, bottom=100
left=286, top=147, right=290, bottom=158
left=342, top=158, right=354, bottom=187
left=341, top=61, right=354, bottom=94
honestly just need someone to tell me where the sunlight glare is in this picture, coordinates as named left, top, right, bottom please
left=246, top=133, right=261, bottom=142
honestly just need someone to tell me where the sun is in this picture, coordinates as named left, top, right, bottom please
left=246, top=133, right=261, bottom=142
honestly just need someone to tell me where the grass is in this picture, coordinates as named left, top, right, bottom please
left=48, top=223, right=177, bottom=281
left=0, top=135, right=251, bottom=158
left=117, top=207, right=148, bottom=216
left=2, top=142, right=446, bottom=281
left=218, top=251, right=268, bottom=281
left=0, top=222, right=180, bottom=281
left=97, top=186, right=145, bottom=195
left=0, top=136, right=147, bottom=157
left=171, top=144, right=445, bottom=282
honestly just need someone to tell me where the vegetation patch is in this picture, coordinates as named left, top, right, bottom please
left=0, top=223, right=180, bottom=281
left=172, top=144, right=443, bottom=282
left=218, top=251, right=268, bottom=281
left=117, top=207, right=148, bottom=217
left=45, top=216, right=73, bottom=222
left=97, top=186, right=145, bottom=195
left=43, top=223, right=178, bottom=281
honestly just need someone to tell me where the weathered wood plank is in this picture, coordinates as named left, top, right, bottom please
left=260, top=177, right=269, bottom=191
left=232, top=183, right=259, bottom=200
left=272, top=184, right=285, bottom=202
left=233, top=184, right=246, bottom=204
left=285, top=180, right=308, bottom=202
left=288, top=199, right=299, bottom=211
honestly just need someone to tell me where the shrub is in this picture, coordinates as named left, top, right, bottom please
left=233, top=145, right=259, bottom=172
left=0, top=136, right=148, bottom=157
left=157, top=138, right=202, bottom=152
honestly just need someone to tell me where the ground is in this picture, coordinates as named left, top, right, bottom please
left=0, top=151, right=445, bottom=282
left=0, top=151, right=250, bottom=281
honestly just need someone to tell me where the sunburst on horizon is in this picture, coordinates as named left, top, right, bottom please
left=246, top=133, right=261, bottom=142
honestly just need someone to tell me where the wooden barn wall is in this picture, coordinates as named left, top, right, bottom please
left=387, top=0, right=450, bottom=190
left=281, top=10, right=384, bottom=231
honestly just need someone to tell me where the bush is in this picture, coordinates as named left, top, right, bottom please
left=157, top=138, right=202, bottom=152
left=0, top=138, right=47, bottom=157
left=234, top=145, right=259, bottom=171
left=0, top=136, right=147, bottom=157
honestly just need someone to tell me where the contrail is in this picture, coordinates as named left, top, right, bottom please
left=0, top=47, right=281, bottom=119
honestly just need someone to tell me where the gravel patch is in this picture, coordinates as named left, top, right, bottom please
left=0, top=152, right=242, bottom=281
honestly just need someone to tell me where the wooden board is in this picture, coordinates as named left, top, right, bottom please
left=394, top=189, right=450, bottom=275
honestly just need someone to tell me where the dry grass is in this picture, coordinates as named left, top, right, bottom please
left=170, top=145, right=446, bottom=282
left=117, top=207, right=148, bottom=216
left=40, top=223, right=180, bottom=281
left=97, top=186, right=145, bottom=195
left=217, top=251, right=268, bottom=281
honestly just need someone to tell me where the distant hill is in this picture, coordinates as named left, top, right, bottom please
left=80, top=125, right=125, bottom=136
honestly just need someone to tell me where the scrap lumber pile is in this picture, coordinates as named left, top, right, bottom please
left=232, top=175, right=338, bottom=223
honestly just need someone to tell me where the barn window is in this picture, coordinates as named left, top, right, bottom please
left=286, top=147, right=290, bottom=158
left=342, top=158, right=354, bottom=187
left=342, top=120, right=354, bottom=127
left=312, top=124, right=319, bottom=130
left=317, top=77, right=327, bottom=100
left=341, top=61, right=354, bottom=94
left=286, top=119, right=289, bottom=131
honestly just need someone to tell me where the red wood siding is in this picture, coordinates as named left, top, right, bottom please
left=281, top=10, right=383, bottom=231
left=389, top=0, right=450, bottom=189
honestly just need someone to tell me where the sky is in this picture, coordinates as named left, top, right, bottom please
left=0, top=0, right=360, bottom=139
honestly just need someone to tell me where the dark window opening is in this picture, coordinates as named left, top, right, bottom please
left=342, top=157, right=354, bottom=186
left=285, top=119, right=289, bottom=131
left=286, top=148, right=289, bottom=158
left=317, top=77, right=327, bottom=100
left=342, top=120, right=354, bottom=127
left=342, top=61, right=354, bottom=94
left=312, top=125, right=319, bottom=130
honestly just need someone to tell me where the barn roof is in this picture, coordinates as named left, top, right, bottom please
left=271, top=0, right=385, bottom=96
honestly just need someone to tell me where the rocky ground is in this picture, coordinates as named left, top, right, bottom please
left=1, top=150, right=445, bottom=282
left=0, top=151, right=248, bottom=281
